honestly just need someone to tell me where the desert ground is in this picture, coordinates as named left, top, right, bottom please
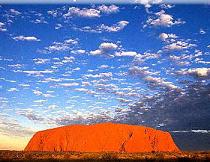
left=0, top=151, right=210, bottom=162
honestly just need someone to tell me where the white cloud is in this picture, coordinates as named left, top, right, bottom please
left=74, top=87, right=88, bottom=92
left=169, top=56, right=191, bottom=66
left=13, top=35, right=40, bottom=41
left=164, top=40, right=196, bottom=51
left=71, top=49, right=86, bottom=54
left=160, top=4, right=174, bottom=9
left=29, top=11, right=48, bottom=24
left=191, top=130, right=210, bottom=133
left=9, top=9, right=21, bottom=15
left=100, top=42, right=118, bottom=50
left=8, top=64, right=23, bottom=68
left=196, top=60, right=210, bottom=65
left=117, top=98, right=132, bottom=103
left=145, top=10, right=184, bottom=27
left=16, top=109, right=44, bottom=121
left=32, top=89, right=54, bottom=98
left=33, top=90, right=42, bottom=96
left=0, top=115, right=34, bottom=138
left=89, top=49, right=102, bottom=55
left=0, top=78, right=16, bottom=83
left=55, top=23, right=63, bottom=30
left=98, top=5, right=119, bottom=14
left=24, top=70, right=53, bottom=75
left=159, top=33, right=178, bottom=41
left=172, top=130, right=210, bottom=134
left=17, top=69, right=54, bottom=76
left=8, top=88, right=19, bottom=92
left=72, top=67, right=80, bottom=71
left=48, top=104, right=58, bottom=109
left=90, top=42, right=118, bottom=56
left=33, top=99, right=47, bottom=103
left=144, top=76, right=179, bottom=89
left=44, top=77, right=62, bottom=82
left=159, top=33, right=196, bottom=51
left=98, top=65, right=109, bottom=69
left=99, top=21, right=129, bottom=32
left=40, top=38, right=78, bottom=53
left=64, top=5, right=119, bottom=19
left=18, top=84, right=30, bottom=87
left=178, top=68, right=210, bottom=77
left=135, top=0, right=163, bottom=8
left=82, top=81, right=91, bottom=86
left=33, top=58, right=50, bottom=65
left=74, top=88, right=97, bottom=95
left=200, top=28, right=206, bottom=35
left=64, top=7, right=100, bottom=18
left=73, top=20, right=129, bottom=33
left=115, top=51, right=138, bottom=57
left=129, top=66, right=155, bottom=76
left=42, top=93, right=54, bottom=98
left=84, top=72, right=113, bottom=78
left=0, top=22, right=7, bottom=32
left=133, top=52, right=160, bottom=63
left=59, top=82, right=79, bottom=87
left=76, top=49, right=86, bottom=54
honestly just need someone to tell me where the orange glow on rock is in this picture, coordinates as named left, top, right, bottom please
left=24, top=122, right=180, bottom=152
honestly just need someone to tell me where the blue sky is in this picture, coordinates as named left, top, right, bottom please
left=0, top=2, right=210, bottom=150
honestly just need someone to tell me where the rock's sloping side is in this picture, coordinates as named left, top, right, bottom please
left=24, top=122, right=180, bottom=152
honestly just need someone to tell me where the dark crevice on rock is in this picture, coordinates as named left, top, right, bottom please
left=120, top=132, right=133, bottom=153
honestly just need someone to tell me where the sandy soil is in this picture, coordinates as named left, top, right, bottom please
left=0, top=150, right=210, bottom=161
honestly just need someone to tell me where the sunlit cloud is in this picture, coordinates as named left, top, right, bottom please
left=13, top=35, right=40, bottom=41
left=144, top=10, right=185, bottom=27
left=73, top=21, right=129, bottom=33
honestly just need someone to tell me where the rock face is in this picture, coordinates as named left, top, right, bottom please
left=25, top=122, right=180, bottom=152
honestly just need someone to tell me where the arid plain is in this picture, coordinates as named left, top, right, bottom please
left=1, top=150, right=210, bottom=162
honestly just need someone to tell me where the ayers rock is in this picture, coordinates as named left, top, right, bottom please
left=25, top=122, right=180, bottom=152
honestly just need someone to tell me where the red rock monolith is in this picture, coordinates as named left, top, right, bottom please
left=24, top=122, right=180, bottom=152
